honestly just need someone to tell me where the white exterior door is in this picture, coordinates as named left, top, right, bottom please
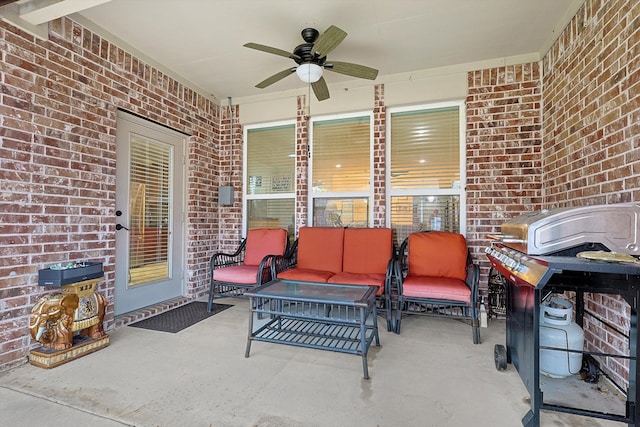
left=114, top=111, right=186, bottom=315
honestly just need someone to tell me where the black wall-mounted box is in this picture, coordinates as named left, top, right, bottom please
left=38, top=262, right=104, bottom=287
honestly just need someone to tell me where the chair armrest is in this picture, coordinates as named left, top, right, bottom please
left=210, top=239, right=247, bottom=270
left=256, top=254, right=276, bottom=285
left=466, top=263, right=480, bottom=305
left=271, top=238, right=298, bottom=277
left=384, top=258, right=395, bottom=296
left=394, top=237, right=410, bottom=294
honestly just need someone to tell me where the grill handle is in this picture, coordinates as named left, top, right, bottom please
left=487, top=234, right=525, bottom=244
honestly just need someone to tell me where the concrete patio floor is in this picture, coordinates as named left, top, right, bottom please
left=0, top=299, right=625, bottom=427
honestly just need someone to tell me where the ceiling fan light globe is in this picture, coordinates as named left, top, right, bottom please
left=296, top=63, right=322, bottom=83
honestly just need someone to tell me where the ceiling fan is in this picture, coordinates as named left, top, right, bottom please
left=244, top=25, right=379, bottom=101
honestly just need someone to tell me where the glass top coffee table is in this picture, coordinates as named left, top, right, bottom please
left=244, top=279, right=380, bottom=379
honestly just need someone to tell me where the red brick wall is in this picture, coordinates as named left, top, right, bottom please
left=0, top=17, right=220, bottom=370
left=216, top=103, right=243, bottom=252
left=373, top=84, right=387, bottom=227
left=466, top=0, right=639, bottom=390
left=295, top=95, right=309, bottom=229
left=466, top=64, right=544, bottom=285
left=542, top=0, right=639, bottom=206
left=541, top=0, right=640, bottom=389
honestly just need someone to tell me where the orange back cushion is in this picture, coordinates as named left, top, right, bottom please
left=244, top=228, right=288, bottom=266
left=408, top=232, right=468, bottom=281
left=297, top=227, right=345, bottom=273
left=343, top=228, right=393, bottom=274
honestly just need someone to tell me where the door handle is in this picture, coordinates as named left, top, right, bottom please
left=116, top=224, right=129, bottom=231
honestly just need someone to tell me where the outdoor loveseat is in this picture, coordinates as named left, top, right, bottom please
left=272, top=226, right=395, bottom=331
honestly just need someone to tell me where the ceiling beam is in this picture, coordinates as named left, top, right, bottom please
left=18, top=0, right=112, bottom=25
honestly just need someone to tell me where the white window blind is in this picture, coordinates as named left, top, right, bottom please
left=390, top=106, right=460, bottom=189
left=388, top=103, right=464, bottom=246
left=245, top=124, right=295, bottom=234
left=247, top=125, right=295, bottom=195
left=128, top=136, right=171, bottom=282
left=310, top=115, right=372, bottom=227
left=312, top=116, right=370, bottom=192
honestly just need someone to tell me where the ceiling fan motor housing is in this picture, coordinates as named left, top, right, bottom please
left=301, top=28, right=319, bottom=43
left=293, top=43, right=327, bottom=65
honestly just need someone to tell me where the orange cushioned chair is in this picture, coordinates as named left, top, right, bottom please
left=394, top=231, right=480, bottom=344
left=207, top=228, right=289, bottom=312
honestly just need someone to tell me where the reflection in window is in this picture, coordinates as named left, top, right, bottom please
left=313, top=198, right=369, bottom=228
left=390, top=195, right=460, bottom=246
left=248, top=199, right=295, bottom=239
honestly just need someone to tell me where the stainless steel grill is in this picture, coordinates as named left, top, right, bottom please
left=489, top=202, right=640, bottom=256
left=485, top=203, right=640, bottom=427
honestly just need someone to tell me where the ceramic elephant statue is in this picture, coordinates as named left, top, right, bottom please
left=29, top=293, right=79, bottom=350
left=29, top=291, right=107, bottom=351
left=75, top=291, right=107, bottom=340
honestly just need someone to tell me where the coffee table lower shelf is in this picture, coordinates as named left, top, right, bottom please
left=246, top=316, right=378, bottom=378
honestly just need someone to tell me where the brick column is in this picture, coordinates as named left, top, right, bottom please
left=372, top=84, right=387, bottom=227
left=295, top=95, right=309, bottom=231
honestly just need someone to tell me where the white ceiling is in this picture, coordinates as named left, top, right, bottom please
left=67, top=0, right=583, bottom=103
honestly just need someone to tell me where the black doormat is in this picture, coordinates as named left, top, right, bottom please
left=128, top=302, right=232, bottom=333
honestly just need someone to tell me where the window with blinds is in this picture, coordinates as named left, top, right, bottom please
left=310, top=114, right=371, bottom=227
left=128, top=136, right=171, bottom=284
left=312, top=116, right=371, bottom=192
left=390, top=106, right=460, bottom=189
left=245, top=123, right=295, bottom=235
left=388, top=102, right=465, bottom=245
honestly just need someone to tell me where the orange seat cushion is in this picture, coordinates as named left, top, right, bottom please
left=408, top=232, right=468, bottom=281
left=296, top=227, right=345, bottom=273
left=244, top=228, right=288, bottom=266
left=402, top=275, right=471, bottom=302
left=328, top=272, right=386, bottom=295
left=342, top=228, right=393, bottom=274
left=278, top=268, right=335, bottom=282
left=213, top=265, right=260, bottom=284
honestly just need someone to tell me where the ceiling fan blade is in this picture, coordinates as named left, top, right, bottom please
left=312, top=25, right=347, bottom=58
left=255, top=68, right=296, bottom=89
left=325, top=61, right=379, bottom=80
left=244, top=42, right=301, bottom=61
left=311, top=77, right=330, bottom=101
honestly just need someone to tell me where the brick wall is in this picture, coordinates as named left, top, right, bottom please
left=542, top=0, right=639, bottom=206
left=466, top=0, right=639, bottom=391
left=466, top=63, right=544, bottom=286
left=216, top=103, right=243, bottom=252
left=0, top=17, right=221, bottom=370
left=541, top=0, right=640, bottom=389
left=295, top=95, right=309, bottom=229
left=372, top=84, right=387, bottom=227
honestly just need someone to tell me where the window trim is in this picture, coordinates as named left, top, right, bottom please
left=385, top=100, right=467, bottom=235
left=308, top=111, right=375, bottom=227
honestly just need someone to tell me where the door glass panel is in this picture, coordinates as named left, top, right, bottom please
left=128, top=135, right=171, bottom=286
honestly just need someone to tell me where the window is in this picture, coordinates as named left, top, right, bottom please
left=310, top=114, right=372, bottom=227
left=244, top=122, right=295, bottom=236
left=388, top=102, right=465, bottom=245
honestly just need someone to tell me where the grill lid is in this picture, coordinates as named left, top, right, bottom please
left=490, top=203, right=640, bottom=255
